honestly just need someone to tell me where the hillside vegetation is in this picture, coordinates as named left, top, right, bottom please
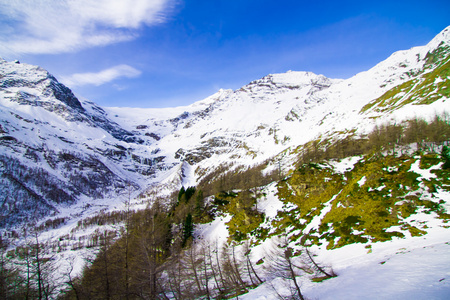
left=2, top=114, right=444, bottom=299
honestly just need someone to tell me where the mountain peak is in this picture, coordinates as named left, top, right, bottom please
left=276, top=71, right=331, bottom=87
left=0, top=58, right=84, bottom=112
left=248, top=71, right=334, bottom=90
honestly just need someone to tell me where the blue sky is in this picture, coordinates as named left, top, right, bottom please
left=0, top=0, right=449, bottom=108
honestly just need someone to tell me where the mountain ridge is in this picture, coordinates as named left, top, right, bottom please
left=0, top=26, right=449, bottom=228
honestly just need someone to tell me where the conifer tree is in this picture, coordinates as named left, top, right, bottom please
left=441, top=146, right=450, bottom=169
left=182, top=213, right=193, bottom=247
left=0, top=237, right=29, bottom=299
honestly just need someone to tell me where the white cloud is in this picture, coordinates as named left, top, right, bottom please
left=60, top=65, right=142, bottom=87
left=0, top=0, right=174, bottom=56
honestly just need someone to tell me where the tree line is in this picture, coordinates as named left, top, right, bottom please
left=59, top=196, right=335, bottom=299
left=298, top=113, right=450, bottom=165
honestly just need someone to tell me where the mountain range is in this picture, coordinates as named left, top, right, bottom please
left=1, top=26, right=448, bottom=229
left=0, top=25, right=449, bottom=299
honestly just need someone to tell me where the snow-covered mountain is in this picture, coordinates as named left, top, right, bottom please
left=0, top=26, right=449, bottom=230
left=0, top=59, right=166, bottom=226
left=1, top=26, right=450, bottom=300
left=109, top=25, right=449, bottom=192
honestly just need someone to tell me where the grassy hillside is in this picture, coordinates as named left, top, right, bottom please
left=272, top=151, right=450, bottom=250
left=361, top=44, right=450, bottom=114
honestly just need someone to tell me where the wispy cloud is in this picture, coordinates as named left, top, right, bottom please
left=60, top=65, right=142, bottom=87
left=0, top=0, right=174, bottom=56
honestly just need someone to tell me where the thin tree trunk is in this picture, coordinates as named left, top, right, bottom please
left=124, top=190, right=131, bottom=300
left=34, top=233, right=43, bottom=300
left=207, top=244, right=222, bottom=294
left=167, top=269, right=179, bottom=300
left=305, top=247, right=335, bottom=278
left=231, top=246, right=247, bottom=289
left=248, top=255, right=264, bottom=284
left=25, top=247, right=31, bottom=300
left=202, top=249, right=210, bottom=299
left=189, top=246, right=203, bottom=294
left=244, top=242, right=263, bottom=285
left=246, top=257, right=256, bottom=287
left=150, top=217, right=157, bottom=298
left=288, top=258, right=304, bottom=300
left=101, top=233, right=111, bottom=300
left=214, top=242, right=226, bottom=292
left=103, top=251, right=111, bottom=300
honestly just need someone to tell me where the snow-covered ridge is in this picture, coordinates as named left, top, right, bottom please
left=426, top=25, right=450, bottom=51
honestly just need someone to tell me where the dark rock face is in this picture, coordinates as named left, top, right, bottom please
left=0, top=61, right=83, bottom=111
left=44, top=75, right=85, bottom=112
left=175, top=137, right=245, bottom=165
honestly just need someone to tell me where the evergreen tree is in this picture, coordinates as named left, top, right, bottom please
left=182, top=213, right=193, bottom=247
left=441, top=146, right=450, bottom=169
left=0, top=238, right=30, bottom=299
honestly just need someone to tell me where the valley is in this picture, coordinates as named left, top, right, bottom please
left=0, top=26, right=449, bottom=299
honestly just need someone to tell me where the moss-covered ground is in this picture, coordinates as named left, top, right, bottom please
left=270, top=151, right=450, bottom=249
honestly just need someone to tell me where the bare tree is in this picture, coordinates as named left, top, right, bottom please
left=131, top=202, right=171, bottom=299
left=204, top=241, right=224, bottom=296
left=61, top=257, right=81, bottom=300
left=17, top=227, right=59, bottom=300
left=221, top=243, right=248, bottom=296
left=164, top=250, right=185, bottom=300
left=243, top=240, right=264, bottom=287
left=265, top=237, right=305, bottom=300
left=184, top=242, right=205, bottom=297
left=303, top=247, right=336, bottom=280
left=122, top=184, right=133, bottom=300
